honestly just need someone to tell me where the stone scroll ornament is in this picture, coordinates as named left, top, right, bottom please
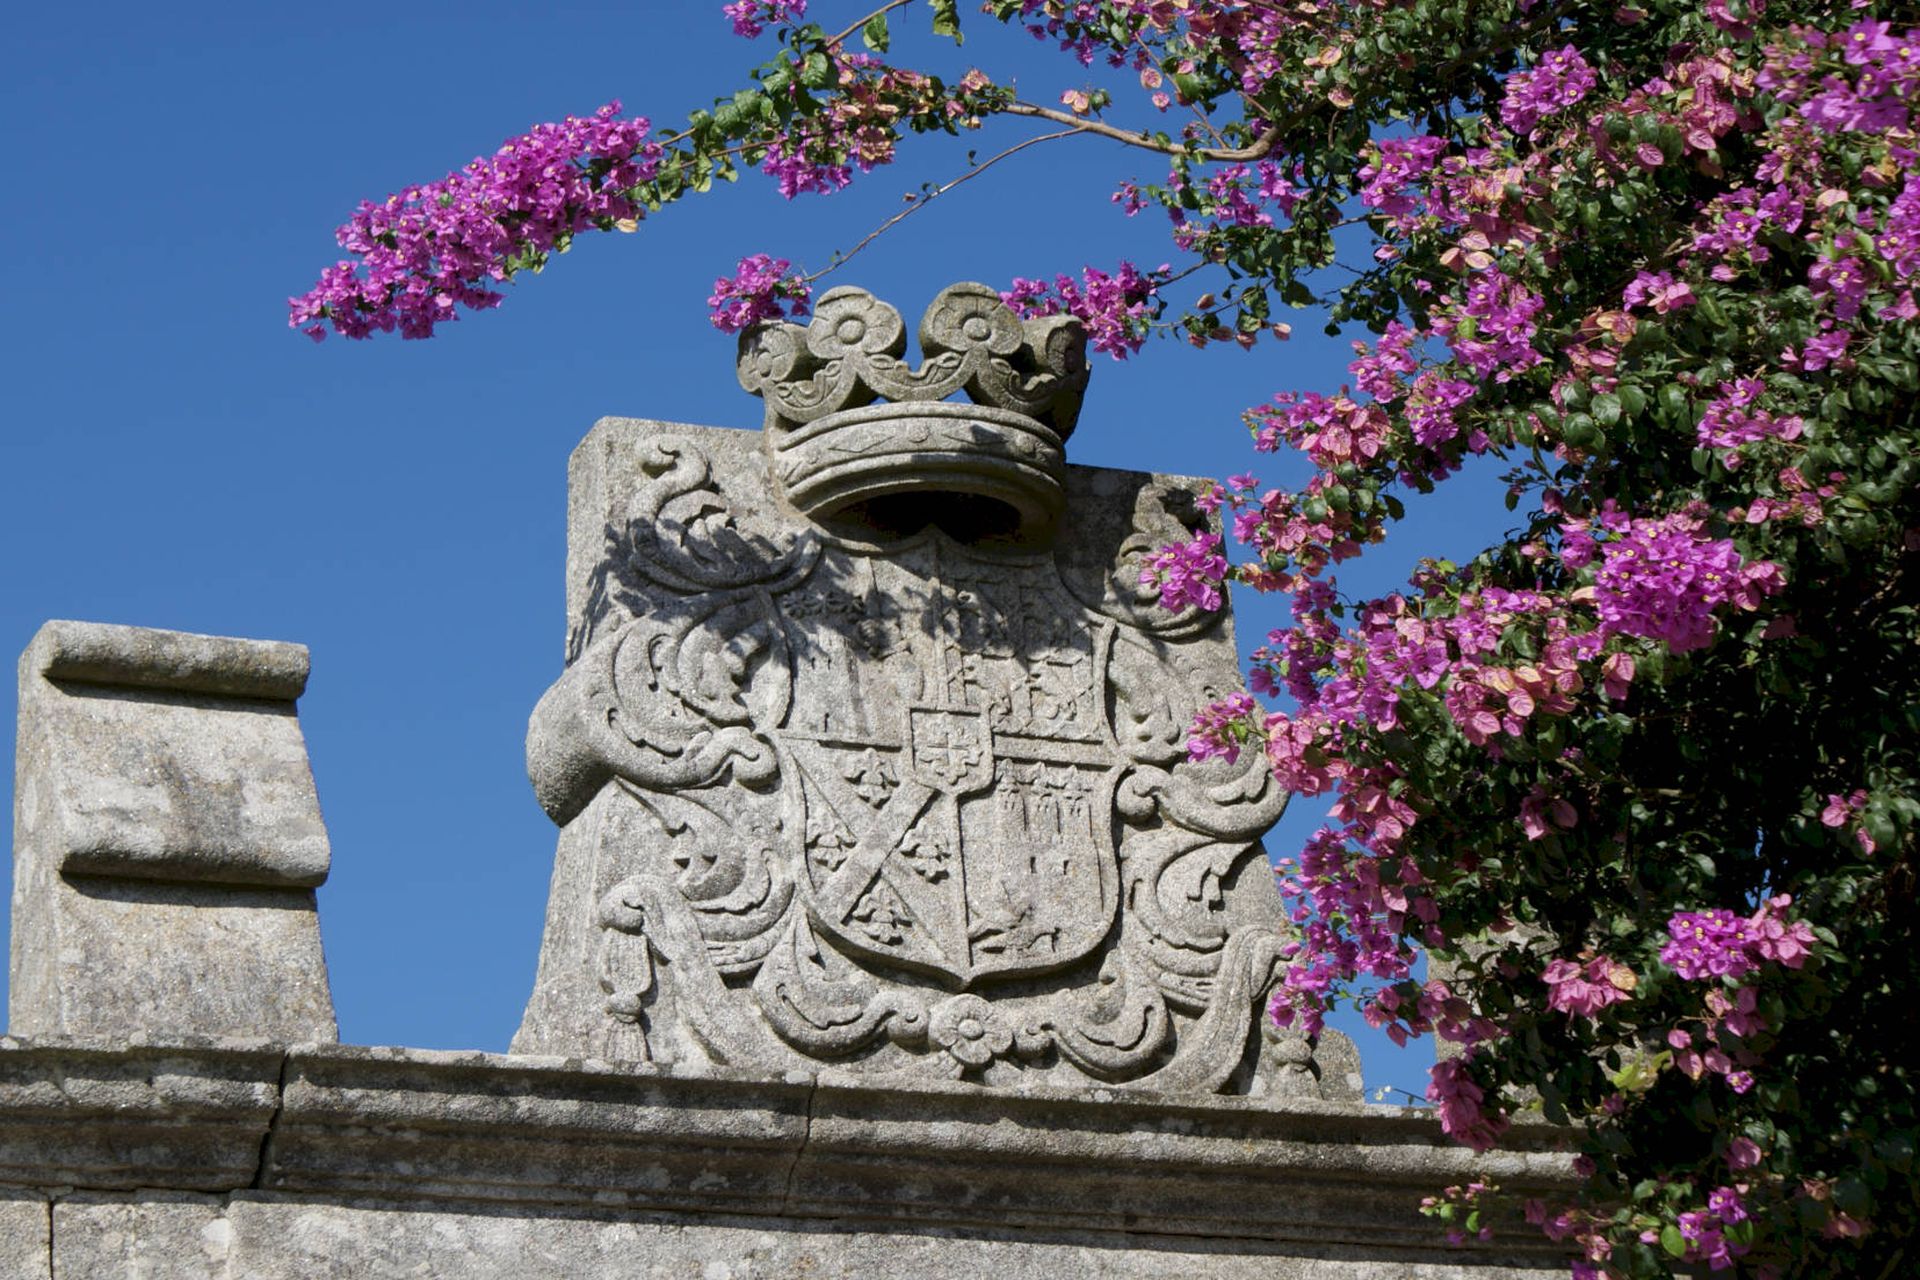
left=517, top=284, right=1347, bottom=1101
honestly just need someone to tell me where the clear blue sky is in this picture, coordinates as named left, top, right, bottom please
left=1, top=2, right=1509, bottom=1100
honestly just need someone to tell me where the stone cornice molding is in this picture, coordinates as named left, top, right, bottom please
left=0, top=1039, right=1574, bottom=1263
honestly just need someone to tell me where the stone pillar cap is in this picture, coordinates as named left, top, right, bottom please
left=28, top=619, right=310, bottom=701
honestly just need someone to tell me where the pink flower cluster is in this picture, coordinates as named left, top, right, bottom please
left=1622, top=270, right=1696, bottom=314
left=755, top=57, right=972, bottom=200
left=1187, top=690, right=1257, bottom=763
left=1670, top=984, right=1766, bottom=1091
left=721, top=0, right=805, bottom=39
left=1429, top=272, right=1545, bottom=382
left=1427, top=1056, right=1510, bottom=1153
left=1821, top=788, right=1878, bottom=852
left=1267, top=827, right=1448, bottom=1041
left=1530, top=1201, right=1616, bottom=1276
left=1696, top=377, right=1805, bottom=452
left=290, top=104, right=660, bottom=341
left=1767, top=19, right=1919, bottom=133
left=1738, top=465, right=1840, bottom=528
left=1251, top=391, right=1390, bottom=471
left=1405, top=375, right=1479, bottom=449
left=1661, top=895, right=1817, bottom=980
left=706, top=254, right=811, bottom=332
left=1003, top=262, right=1162, bottom=358
left=1167, top=161, right=1302, bottom=248
left=1541, top=956, right=1634, bottom=1019
left=1357, top=135, right=1450, bottom=219
left=1142, top=530, right=1228, bottom=612
left=1499, top=46, right=1599, bottom=136
left=1655, top=1187, right=1752, bottom=1272
left=1578, top=513, right=1784, bottom=652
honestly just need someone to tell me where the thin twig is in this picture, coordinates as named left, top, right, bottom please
left=828, top=0, right=917, bottom=50
left=1003, top=100, right=1280, bottom=161
left=807, top=128, right=1082, bottom=282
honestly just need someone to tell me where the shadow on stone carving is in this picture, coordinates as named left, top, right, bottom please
left=520, top=394, right=1356, bottom=1103
left=516, top=286, right=1364, bottom=1102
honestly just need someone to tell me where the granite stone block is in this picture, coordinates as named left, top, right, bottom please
left=10, top=620, right=336, bottom=1042
left=221, top=1199, right=1565, bottom=1279
left=51, top=1193, right=229, bottom=1280
left=0, top=1039, right=281, bottom=1191
left=0, top=1192, right=48, bottom=1279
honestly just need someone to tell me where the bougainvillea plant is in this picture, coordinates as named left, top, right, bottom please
left=294, top=2, right=1919, bottom=1274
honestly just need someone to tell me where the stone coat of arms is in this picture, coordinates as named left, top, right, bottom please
left=514, top=285, right=1352, bottom=1101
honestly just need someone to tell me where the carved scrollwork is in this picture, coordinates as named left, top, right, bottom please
left=522, top=419, right=1328, bottom=1104
left=1131, top=928, right=1284, bottom=1095
left=1045, top=948, right=1173, bottom=1081
left=621, top=436, right=817, bottom=594
left=751, top=913, right=929, bottom=1059
left=591, top=870, right=795, bottom=1073
left=1058, top=481, right=1223, bottom=640
left=624, top=791, right=794, bottom=973
left=529, top=619, right=784, bottom=825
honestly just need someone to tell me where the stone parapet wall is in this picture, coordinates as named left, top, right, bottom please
left=0, top=1038, right=1571, bottom=1278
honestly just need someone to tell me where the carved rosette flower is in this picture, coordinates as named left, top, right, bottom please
left=928, top=994, right=1014, bottom=1070
left=806, top=286, right=906, bottom=361
left=735, top=321, right=806, bottom=397
left=920, top=281, right=1023, bottom=359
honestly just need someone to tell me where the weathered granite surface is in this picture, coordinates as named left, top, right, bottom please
left=0, top=1190, right=49, bottom=1278
left=9, top=621, right=336, bottom=1043
left=51, top=1193, right=231, bottom=1280
left=0, top=1039, right=1573, bottom=1277
left=216, top=1202, right=1560, bottom=1280
left=517, top=400, right=1336, bottom=1100
left=25, top=1196, right=1567, bottom=1280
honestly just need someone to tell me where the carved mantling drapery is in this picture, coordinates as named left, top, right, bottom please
left=517, top=286, right=1349, bottom=1103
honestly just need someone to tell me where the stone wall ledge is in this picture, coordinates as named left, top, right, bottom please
left=0, top=1038, right=1574, bottom=1265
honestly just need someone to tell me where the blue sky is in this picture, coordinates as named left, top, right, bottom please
left=1, top=2, right=1511, bottom=1100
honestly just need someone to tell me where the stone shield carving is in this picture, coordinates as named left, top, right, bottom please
left=516, top=420, right=1320, bottom=1099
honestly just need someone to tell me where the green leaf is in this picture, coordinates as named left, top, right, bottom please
left=1659, top=383, right=1690, bottom=422
left=1660, top=1225, right=1687, bottom=1258
left=930, top=0, right=963, bottom=43
left=1592, top=392, right=1622, bottom=428
left=1833, top=1177, right=1873, bottom=1216
left=862, top=12, right=890, bottom=51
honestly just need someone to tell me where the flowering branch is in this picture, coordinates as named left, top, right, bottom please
left=1001, top=100, right=1282, bottom=161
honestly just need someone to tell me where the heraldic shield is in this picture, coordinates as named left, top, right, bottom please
left=776, top=542, right=1123, bottom=988
left=514, top=416, right=1339, bottom=1101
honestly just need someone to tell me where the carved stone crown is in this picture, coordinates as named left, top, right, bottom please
left=737, top=282, right=1089, bottom=536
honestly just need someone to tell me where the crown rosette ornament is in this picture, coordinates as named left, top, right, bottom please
left=737, top=282, right=1089, bottom=537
